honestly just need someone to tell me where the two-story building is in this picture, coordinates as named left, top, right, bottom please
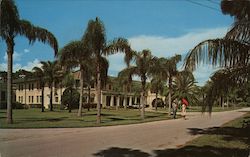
left=14, top=70, right=165, bottom=109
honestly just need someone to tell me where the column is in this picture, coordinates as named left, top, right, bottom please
left=117, top=96, right=120, bottom=107
left=129, top=96, right=132, bottom=106
left=123, top=96, right=126, bottom=107
left=110, top=95, right=114, bottom=106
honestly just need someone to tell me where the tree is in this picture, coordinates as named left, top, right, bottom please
left=155, top=55, right=181, bottom=115
left=172, top=70, right=199, bottom=107
left=62, top=73, right=75, bottom=112
left=1, top=0, right=58, bottom=123
left=59, top=40, right=92, bottom=116
left=150, top=77, right=164, bottom=111
left=119, top=50, right=154, bottom=119
left=82, top=17, right=132, bottom=124
left=41, top=61, right=61, bottom=111
left=32, top=67, right=46, bottom=112
left=184, top=0, right=250, bottom=111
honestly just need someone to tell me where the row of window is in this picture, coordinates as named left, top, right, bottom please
left=18, top=83, right=41, bottom=91
left=18, top=96, right=59, bottom=103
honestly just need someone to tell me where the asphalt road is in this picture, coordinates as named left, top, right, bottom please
left=0, top=108, right=249, bottom=157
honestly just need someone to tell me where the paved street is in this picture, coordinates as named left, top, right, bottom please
left=0, top=108, right=249, bottom=157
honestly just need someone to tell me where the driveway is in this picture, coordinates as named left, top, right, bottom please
left=0, top=108, right=249, bottom=157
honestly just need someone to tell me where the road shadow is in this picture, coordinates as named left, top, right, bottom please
left=93, top=147, right=150, bottom=157
left=93, top=146, right=249, bottom=157
left=93, top=117, right=250, bottom=157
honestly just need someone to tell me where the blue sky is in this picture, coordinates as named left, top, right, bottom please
left=0, top=0, right=233, bottom=85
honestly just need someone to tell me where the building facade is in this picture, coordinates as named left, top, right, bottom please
left=0, top=78, right=7, bottom=108
left=14, top=71, right=165, bottom=109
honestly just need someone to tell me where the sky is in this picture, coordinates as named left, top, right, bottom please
left=0, top=0, right=233, bottom=86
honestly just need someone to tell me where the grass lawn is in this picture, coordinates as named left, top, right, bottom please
left=0, top=108, right=172, bottom=128
left=154, top=106, right=243, bottom=113
left=153, top=111, right=250, bottom=157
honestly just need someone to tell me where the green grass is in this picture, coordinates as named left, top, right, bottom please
left=154, top=106, right=243, bottom=113
left=0, top=108, right=171, bottom=128
left=153, top=111, right=250, bottom=157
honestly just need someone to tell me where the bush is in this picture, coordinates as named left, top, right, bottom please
left=237, top=102, right=250, bottom=107
left=0, top=102, right=28, bottom=109
left=29, top=104, right=41, bottom=108
left=61, top=88, right=80, bottom=110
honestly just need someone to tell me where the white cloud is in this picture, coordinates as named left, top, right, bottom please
left=128, top=27, right=228, bottom=57
left=0, top=59, right=41, bottom=72
left=3, top=51, right=22, bottom=62
left=24, top=49, right=30, bottom=53
left=108, top=27, right=229, bottom=85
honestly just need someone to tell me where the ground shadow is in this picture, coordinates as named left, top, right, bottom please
left=93, top=147, right=150, bottom=157
left=153, top=145, right=249, bottom=157
left=93, top=146, right=249, bottom=157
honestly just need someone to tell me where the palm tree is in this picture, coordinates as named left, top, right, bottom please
left=82, top=17, right=132, bottom=124
left=172, top=70, right=199, bottom=107
left=155, top=55, right=181, bottom=115
left=184, top=0, right=250, bottom=111
left=119, top=50, right=154, bottom=119
left=118, top=67, right=133, bottom=109
left=59, top=40, right=92, bottom=116
left=32, top=67, right=46, bottom=112
left=62, top=73, right=75, bottom=113
left=150, top=77, right=164, bottom=111
left=1, top=0, right=58, bottom=123
left=41, top=61, right=61, bottom=111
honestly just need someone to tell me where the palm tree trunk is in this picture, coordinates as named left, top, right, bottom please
left=141, top=80, right=146, bottom=120
left=41, top=86, right=45, bottom=112
left=69, top=88, right=72, bottom=113
left=155, top=92, right=158, bottom=111
left=87, top=85, right=91, bottom=111
left=50, top=84, right=53, bottom=111
left=168, top=78, right=172, bottom=116
left=6, top=37, right=14, bottom=124
left=97, top=63, right=101, bottom=124
left=78, top=68, right=84, bottom=116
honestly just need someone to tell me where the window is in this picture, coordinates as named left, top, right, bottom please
left=28, top=84, right=31, bottom=90
left=55, top=97, right=58, bottom=103
left=31, top=96, right=34, bottom=103
left=1, top=91, right=5, bottom=101
left=21, top=96, right=23, bottom=103
left=91, top=82, right=95, bottom=88
left=31, top=83, right=34, bottom=90
left=75, top=80, right=80, bottom=88
left=40, top=96, right=42, bottom=102
left=29, top=96, right=31, bottom=103
left=37, top=96, right=39, bottom=103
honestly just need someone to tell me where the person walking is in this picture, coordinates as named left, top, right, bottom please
left=181, top=98, right=188, bottom=120
left=172, top=99, right=178, bottom=119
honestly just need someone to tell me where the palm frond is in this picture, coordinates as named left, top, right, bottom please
left=19, top=20, right=58, bottom=55
left=184, top=39, right=250, bottom=71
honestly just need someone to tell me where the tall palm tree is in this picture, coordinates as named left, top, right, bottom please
left=184, top=0, right=250, bottom=111
left=119, top=50, right=154, bottom=119
left=82, top=17, right=132, bottom=124
left=32, top=67, right=45, bottom=112
left=41, top=61, right=61, bottom=111
left=155, top=55, right=181, bottom=115
left=59, top=40, right=92, bottom=116
left=1, top=0, right=58, bottom=123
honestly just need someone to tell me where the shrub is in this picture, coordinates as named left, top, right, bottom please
left=237, top=102, right=250, bottom=107
left=61, top=88, right=80, bottom=110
